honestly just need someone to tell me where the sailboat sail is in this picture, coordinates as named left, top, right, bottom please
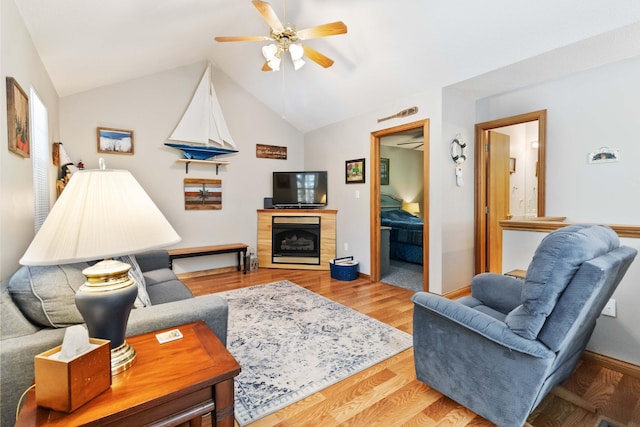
left=166, top=64, right=238, bottom=160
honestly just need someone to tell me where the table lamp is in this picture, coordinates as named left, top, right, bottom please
left=402, top=201, right=420, bottom=216
left=20, top=159, right=181, bottom=374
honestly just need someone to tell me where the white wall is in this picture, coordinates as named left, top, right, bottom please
left=59, top=61, right=304, bottom=273
left=0, top=0, right=59, bottom=281
left=440, top=89, right=476, bottom=294
left=305, top=88, right=446, bottom=293
left=489, top=55, right=640, bottom=365
left=379, top=145, right=424, bottom=211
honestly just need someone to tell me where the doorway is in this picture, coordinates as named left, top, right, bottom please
left=370, top=119, right=430, bottom=291
left=474, top=110, right=547, bottom=274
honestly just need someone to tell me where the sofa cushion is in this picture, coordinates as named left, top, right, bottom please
left=143, top=268, right=181, bottom=286
left=117, top=255, right=152, bottom=307
left=505, top=224, right=618, bottom=339
left=147, top=280, right=194, bottom=305
left=8, top=263, right=88, bottom=328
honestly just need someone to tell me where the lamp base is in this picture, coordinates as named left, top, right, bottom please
left=76, top=259, right=138, bottom=375
left=110, top=341, right=137, bottom=374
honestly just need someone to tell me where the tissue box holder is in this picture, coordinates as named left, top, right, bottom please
left=34, top=338, right=111, bottom=412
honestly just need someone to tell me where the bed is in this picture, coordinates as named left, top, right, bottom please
left=380, top=194, right=423, bottom=265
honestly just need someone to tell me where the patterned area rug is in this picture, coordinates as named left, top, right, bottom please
left=215, top=280, right=413, bottom=426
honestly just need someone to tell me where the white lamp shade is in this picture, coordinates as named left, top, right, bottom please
left=262, top=44, right=279, bottom=60
left=262, top=44, right=282, bottom=71
left=289, top=44, right=306, bottom=71
left=402, top=202, right=420, bottom=214
left=20, top=168, right=181, bottom=265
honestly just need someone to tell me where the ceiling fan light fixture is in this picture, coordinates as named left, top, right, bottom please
left=262, top=44, right=282, bottom=71
left=289, top=44, right=306, bottom=70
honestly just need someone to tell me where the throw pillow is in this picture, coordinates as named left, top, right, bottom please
left=8, top=263, right=88, bottom=328
left=117, top=255, right=152, bottom=307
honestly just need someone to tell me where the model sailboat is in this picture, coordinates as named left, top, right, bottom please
left=165, top=64, right=238, bottom=160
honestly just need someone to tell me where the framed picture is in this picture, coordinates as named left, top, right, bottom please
left=345, top=158, right=365, bottom=184
left=184, top=178, right=222, bottom=210
left=380, top=158, right=390, bottom=185
left=588, top=147, right=620, bottom=164
left=6, top=77, right=30, bottom=158
left=97, top=127, right=134, bottom=155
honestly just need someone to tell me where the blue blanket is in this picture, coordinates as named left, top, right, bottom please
left=381, top=209, right=423, bottom=264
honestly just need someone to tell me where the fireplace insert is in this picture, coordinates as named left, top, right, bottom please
left=272, top=216, right=321, bottom=265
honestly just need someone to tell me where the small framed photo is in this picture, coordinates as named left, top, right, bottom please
left=97, top=127, right=134, bottom=155
left=380, top=158, right=390, bottom=185
left=346, top=158, right=365, bottom=184
left=6, top=77, right=30, bottom=158
left=588, top=147, right=620, bottom=164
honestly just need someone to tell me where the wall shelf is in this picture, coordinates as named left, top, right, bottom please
left=176, top=158, right=230, bottom=175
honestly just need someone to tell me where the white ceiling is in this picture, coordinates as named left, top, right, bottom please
left=14, top=0, right=640, bottom=133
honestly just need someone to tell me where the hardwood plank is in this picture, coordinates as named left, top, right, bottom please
left=182, top=268, right=640, bottom=427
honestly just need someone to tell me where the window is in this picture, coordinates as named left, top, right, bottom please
left=30, top=88, right=49, bottom=232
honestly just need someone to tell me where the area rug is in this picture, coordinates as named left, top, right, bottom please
left=215, top=280, right=413, bottom=426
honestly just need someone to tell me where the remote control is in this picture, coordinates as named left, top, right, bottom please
left=155, top=329, right=183, bottom=344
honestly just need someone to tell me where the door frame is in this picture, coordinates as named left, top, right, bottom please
left=370, top=119, right=430, bottom=291
left=474, top=110, right=547, bottom=274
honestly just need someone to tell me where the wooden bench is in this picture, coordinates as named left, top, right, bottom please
left=168, top=243, right=248, bottom=274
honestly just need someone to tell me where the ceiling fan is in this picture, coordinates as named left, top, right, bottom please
left=214, top=0, right=347, bottom=72
left=397, top=138, right=424, bottom=150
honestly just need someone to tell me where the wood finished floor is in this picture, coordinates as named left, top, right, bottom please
left=181, top=268, right=640, bottom=427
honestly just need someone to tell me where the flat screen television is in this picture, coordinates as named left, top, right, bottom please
left=272, top=171, right=328, bottom=208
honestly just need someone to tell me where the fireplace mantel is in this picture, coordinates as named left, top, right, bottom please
left=257, top=209, right=337, bottom=270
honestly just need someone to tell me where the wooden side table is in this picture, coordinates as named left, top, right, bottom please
left=16, top=321, right=241, bottom=427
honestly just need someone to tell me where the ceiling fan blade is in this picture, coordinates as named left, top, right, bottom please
left=252, top=0, right=284, bottom=32
left=214, top=36, right=270, bottom=42
left=297, top=21, right=347, bottom=40
left=302, top=45, right=334, bottom=68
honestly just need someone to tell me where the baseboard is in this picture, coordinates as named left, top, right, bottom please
left=582, top=350, right=640, bottom=379
left=176, top=266, right=238, bottom=279
left=443, top=285, right=471, bottom=299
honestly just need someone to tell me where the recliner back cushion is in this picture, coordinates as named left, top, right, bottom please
left=505, top=224, right=619, bottom=339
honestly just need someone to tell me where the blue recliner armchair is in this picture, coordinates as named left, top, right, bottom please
left=412, top=224, right=636, bottom=426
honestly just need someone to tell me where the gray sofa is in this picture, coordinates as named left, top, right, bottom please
left=1, top=250, right=228, bottom=427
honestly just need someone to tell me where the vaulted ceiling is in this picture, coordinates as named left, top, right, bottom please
left=14, top=0, right=640, bottom=133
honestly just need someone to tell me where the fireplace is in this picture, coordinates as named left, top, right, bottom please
left=272, top=216, right=321, bottom=265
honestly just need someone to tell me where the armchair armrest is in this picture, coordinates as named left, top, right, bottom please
left=412, top=292, right=551, bottom=358
left=471, top=272, right=523, bottom=314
